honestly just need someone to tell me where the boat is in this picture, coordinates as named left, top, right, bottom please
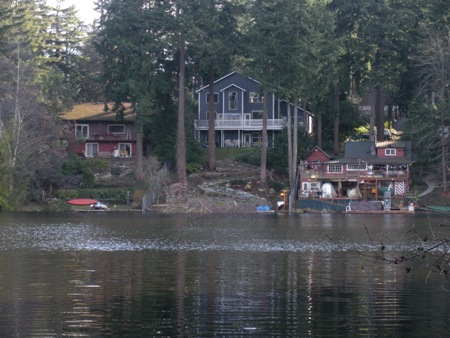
left=67, top=198, right=99, bottom=206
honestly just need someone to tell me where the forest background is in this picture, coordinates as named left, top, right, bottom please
left=0, top=0, right=449, bottom=210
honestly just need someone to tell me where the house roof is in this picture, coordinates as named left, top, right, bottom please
left=309, top=146, right=333, bottom=160
left=60, top=102, right=136, bottom=122
left=196, top=71, right=260, bottom=93
left=343, top=140, right=414, bottom=165
left=344, top=141, right=375, bottom=159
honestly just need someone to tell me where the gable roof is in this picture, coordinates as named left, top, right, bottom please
left=60, top=102, right=136, bottom=122
left=309, top=146, right=333, bottom=160
left=196, top=71, right=260, bottom=93
left=343, top=140, right=414, bottom=165
left=220, top=84, right=246, bottom=92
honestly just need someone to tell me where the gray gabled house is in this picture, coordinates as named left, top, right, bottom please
left=195, top=71, right=313, bottom=148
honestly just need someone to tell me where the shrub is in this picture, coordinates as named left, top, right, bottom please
left=83, top=158, right=110, bottom=173
left=83, top=168, right=95, bottom=186
left=186, top=162, right=203, bottom=173
left=61, top=153, right=83, bottom=175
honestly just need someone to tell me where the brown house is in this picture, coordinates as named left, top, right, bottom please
left=61, top=102, right=137, bottom=158
left=299, top=141, right=415, bottom=201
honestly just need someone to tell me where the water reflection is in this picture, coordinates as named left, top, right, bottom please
left=0, top=212, right=448, bottom=336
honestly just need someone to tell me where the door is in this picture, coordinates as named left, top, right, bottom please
left=118, top=143, right=132, bottom=157
left=85, top=143, right=98, bottom=157
left=243, top=133, right=251, bottom=147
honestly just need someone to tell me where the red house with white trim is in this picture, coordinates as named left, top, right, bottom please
left=61, top=102, right=137, bottom=158
left=299, top=141, right=415, bottom=200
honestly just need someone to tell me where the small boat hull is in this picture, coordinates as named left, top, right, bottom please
left=67, top=199, right=98, bottom=206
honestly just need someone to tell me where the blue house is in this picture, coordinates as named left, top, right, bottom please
left=195, top=71, right=313, bottom=148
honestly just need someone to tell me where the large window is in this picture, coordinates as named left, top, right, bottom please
left=228, top=92, right=237, bottom=110
left=108, top=124, right=125, bottom=134
left=75, top=124, right=88, bottom=139
left=328, top=164, right=343, bottom=173
left=385, top=148, right=396, bottom=156
left=206, top=92, right=219, bottom=103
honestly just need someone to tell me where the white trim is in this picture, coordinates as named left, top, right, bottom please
left=385, top=148, right=396, bottom=156
left=221, top=84, right=246, bottom=92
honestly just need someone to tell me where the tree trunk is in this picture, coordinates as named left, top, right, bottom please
left=287, top=98, right=293, bottom=186
left=135, top=124, right=144, bottom=180
left=260, top=90, right=268, bottom=188
left=376, top=84, right=385, bottom=142
left=293, top=97, right=299, bottom=181
left=207, top=66, right=216, bottom=171
left=317, top=110, right=322, bottom=149
left=369, top=85, right=376, bottom=141
left=176, top=22, right=187, bottom=186
left=333, top=84, right=340, bottom=155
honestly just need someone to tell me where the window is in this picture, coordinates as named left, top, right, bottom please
left=347, top=164, right=367, bottom=171
left=85, top=143, right=98, bottom=157
left=252, top=132, right=261, bottom=144
left=206, top=92, right=219, bottom=103
left=75, top=124, right=88, bottom=139
left=385, top=148, right=396, bottom=156
left=229, top=92, right=237, bottom=110
left=108, top=124, right=125, bottom=134
left=118, top=143, right=132, bottom=157
left=249, top=92, right=262, bottom=103
left=328, top=164, right=343, bottom=173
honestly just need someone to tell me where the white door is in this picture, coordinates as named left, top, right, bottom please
left=85, top=143, right=98, bottom=157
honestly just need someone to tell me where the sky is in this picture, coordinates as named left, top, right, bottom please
left=47, top=0, right=98, bottom=23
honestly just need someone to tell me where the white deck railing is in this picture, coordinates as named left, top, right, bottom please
left=194, top=119, right=285, bottom=130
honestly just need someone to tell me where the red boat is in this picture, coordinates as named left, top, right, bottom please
left=67, top=199, right=99, bottom=206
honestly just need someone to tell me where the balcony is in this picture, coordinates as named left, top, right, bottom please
left=300, top=168, right=409, bottom=182
left=194, top=118, right=285, bottom=131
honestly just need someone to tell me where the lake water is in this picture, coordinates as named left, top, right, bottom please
left=0, top=211, right=449, bottom=337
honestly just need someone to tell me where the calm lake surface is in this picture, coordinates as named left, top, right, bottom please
left=0, top=211, right=449, bottom=337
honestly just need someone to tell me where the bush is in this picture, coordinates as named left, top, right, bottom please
left=62, top=153, right=83, bottom=175
left=268, top=180, right=284, bottom=193
left=56, top=188, right=130, bottom=202
left=83, top=168, right=95, bottom=186
left=83, top=158, right=110, bottom=173
left=186, top=162, right=203, bottom=173
left=44, top=199, right=71, bottom=212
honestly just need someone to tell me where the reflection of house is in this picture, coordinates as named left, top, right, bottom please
left=61, top=102, right=137, bottom=158
left=299, top=141, right=415, bottom=201
left=195, top=71, right=313, bottom=148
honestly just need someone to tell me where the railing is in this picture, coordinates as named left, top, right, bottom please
left=194, top=118, right=285, bottom=130
left=300, top=169, right=409, bottom=181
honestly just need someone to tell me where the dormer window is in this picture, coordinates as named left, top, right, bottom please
left=229, top=92, right=237, bottom=110
left=385, top=148, right=396, bottom=156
